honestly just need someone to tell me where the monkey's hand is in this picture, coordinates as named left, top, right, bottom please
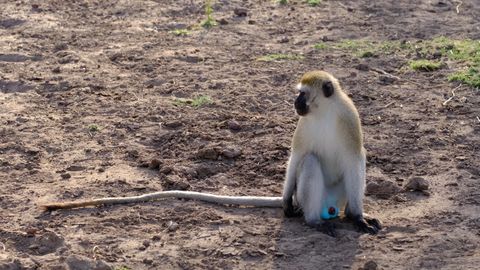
left=352, top=216, right=382, bottom=235
left=283, top=198, right=303, bottom=218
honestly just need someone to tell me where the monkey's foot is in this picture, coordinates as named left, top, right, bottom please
left=352, top=216, right=381, bottom=235
left=316, top=221, right=337, bottom=237
left=365, top=217, right=382, bottom=230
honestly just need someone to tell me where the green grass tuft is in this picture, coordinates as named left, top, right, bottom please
left=448, top=66, right=480, bottom=88
left=307, top=0, right=322, bottom=6
left=335, top=40, right=371, bottom=51
left=409, top=60, right=443, bottom=72
left=114, top=267, right=131, bottom=270
left=256, top=53, right=304, bottom=62
left=169, top=29, right=191, bottom=36
left=428, top=37, right=480, bottom=62
left=359, top=51, right=375, bottom=58
left=313, top=42, right=328, bottom=49
left=278, top=0, right=288, bottom=4
left=88, top=124, right=100, bottom=132
left=173, top=95, right=213, bottom=107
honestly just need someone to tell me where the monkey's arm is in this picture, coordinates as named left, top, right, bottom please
left=282, top=152, right=304, bottom=217
left=282, top=153, right=302, bottom=201
left=40, top=190, right=283, bottom=211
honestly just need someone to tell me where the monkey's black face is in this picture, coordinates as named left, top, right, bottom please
left=295, top=91, right=309, bottom=116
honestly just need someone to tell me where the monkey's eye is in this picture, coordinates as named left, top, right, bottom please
left=322, top=81, right=334, bottom=97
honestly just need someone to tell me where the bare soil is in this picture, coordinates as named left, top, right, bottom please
left=1, top=1, right=479, bottom=269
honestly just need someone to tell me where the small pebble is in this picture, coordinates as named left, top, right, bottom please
left=379, top=75, right=397, bottom=85
left=196, top=147, right=218, bottom=160
left=363, top=260, right=378, bottom=270
left=218, top=18, right=229, bottom=25
left=149, top=159, right=161, bottom=169
left=143, top=258, right=153, bottom=265
left=160, top=166, right=173, bottom=174
left=404, top=177, right=429, bottom=191
left=222, top=147, right=242, bottom=159
left=365, top=179, right=401, bottom=199
left=355, top=63, right=370, bottom=71
left=233, top=8, right=248, bottom=17
left=167, top=221, right=179, bottom=232
left=227, top=120, right=241, bottom=131
left=163, top=120, right=182, bottom=129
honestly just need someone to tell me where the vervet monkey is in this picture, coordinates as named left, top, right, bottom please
left=282, top=70, right=381, bottom=236
left=41, top=70, right=380, bottom=237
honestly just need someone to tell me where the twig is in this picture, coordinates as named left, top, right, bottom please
left=29, top=257, right=42, bottom=267
left=442, top=90, right=455, bottom=106
left=0, top=241, right=5, bottom=251
left=456, top=1, right=463, bottom=14
left=370, top=67, right=423, bottom=86
left=92, top=245, right=99, bottom=260
left=337, top=2, right=348, bottom=10
left=476, top=116, right=480, bottom=123
left=384, top=102, right=395, bottom=108
left=370, top=67, right=401, bottom=80
left=196, top=233, right=214, bottom=239
left=442, top=85, right=461, bottom=106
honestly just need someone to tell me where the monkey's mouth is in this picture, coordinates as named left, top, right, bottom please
left=295, top=106, right=309, bottom=116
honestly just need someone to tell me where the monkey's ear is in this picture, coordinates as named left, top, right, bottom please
left=322, top=81, right=334, bottom=97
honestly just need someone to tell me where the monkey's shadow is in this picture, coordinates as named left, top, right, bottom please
left=36, top=203, right=365, bottom=269
left=273, top=215, right=364, bottom=269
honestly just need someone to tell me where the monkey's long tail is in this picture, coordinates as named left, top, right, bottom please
left=40, top=191, right=283, bottom=211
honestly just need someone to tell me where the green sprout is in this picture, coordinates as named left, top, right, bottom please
left=307, top=0, right=322, bottom=6
left=256, top=54, right=304, bottom=62
left=173, top=95, right=213, bottom=107
left=169, top=29, right=191, bottom=36
left=200, top=0, right=217, bottom=28
left=88, top=124, right=100, bottom=132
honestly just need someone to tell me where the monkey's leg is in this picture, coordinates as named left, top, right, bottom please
left=343, top=159, right=381, bottom=235
left=296, top=154, right=336, bottom=237
left=283, top=153, right=303, bottom=217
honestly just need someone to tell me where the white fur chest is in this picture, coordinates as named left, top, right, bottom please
left=301, top=112, right=343, bottom=183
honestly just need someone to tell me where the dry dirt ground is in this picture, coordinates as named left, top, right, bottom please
left=1, top=1, right=479, bottom=269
